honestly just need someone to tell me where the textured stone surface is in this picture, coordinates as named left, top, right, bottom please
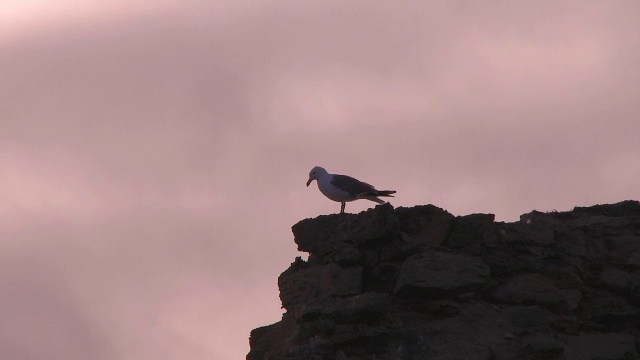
left=598, top=268, right=632, bottom=291
left=279, top=262, right=362, bottom=310
left=566, top=333, right=638, bottom=360
left=248, top=201, right=640, bottom=360
left=394, top=252, right=490, bottom=296
left=493, top=273, right=582, bottom=311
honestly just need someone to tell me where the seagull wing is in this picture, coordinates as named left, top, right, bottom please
left=330, top=174, right=378, bottom=198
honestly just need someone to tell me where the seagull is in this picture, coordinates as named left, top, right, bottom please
left=306, top=166, right=396, bottom=213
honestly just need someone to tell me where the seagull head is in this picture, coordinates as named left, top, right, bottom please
left=306, top=166, right=327, bottom=187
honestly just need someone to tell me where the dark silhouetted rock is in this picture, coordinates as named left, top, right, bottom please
left=247, top=201, right=640, bottom=360
left=445, top=212, right=496, bottom=248
left=566, top=333, right=638, bottom=360
left=493, top=273, right=582, bottom=311
left=279, top=262, right=362, bottom=310
left=394, top=251, right=490, bottom=296
left=598, top=268, right=632, bottom=292
left=396, top=205, right=455, bottom=247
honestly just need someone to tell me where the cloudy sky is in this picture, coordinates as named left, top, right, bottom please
left=1, top=1, right=639, bottom=359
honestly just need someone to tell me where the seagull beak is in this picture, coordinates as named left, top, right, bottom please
left=306, top=179, right=312, bottom=187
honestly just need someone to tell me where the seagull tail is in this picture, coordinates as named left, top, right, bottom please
left=361, top=190, right=395, bottom=204
left=375, top=190, right=396, bottom=197
left=363, top=196, right=386, bottom=204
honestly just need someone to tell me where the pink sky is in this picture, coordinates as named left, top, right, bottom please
left=1, top=1, right=639, bottom=359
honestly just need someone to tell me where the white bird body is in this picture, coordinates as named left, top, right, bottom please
left=313, top=168, right=352, bottom=202
left=306, top=166, right=395, bottom=213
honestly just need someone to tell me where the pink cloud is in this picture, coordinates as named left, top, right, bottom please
left=1, top=2, right=638, bottom=359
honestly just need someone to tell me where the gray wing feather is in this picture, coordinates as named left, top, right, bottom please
left=331, top=174, right=378, bottom=197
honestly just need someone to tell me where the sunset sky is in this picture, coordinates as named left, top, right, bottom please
left=1, top=1, right=639, bottom=359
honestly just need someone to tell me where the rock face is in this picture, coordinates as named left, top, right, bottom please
left=247, top=201, right=640, bottom=360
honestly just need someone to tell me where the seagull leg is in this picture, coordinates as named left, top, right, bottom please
left=340, top=202, right=345, bottom=213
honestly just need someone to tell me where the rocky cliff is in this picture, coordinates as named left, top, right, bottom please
left=247, top=201, right=640, bottom=360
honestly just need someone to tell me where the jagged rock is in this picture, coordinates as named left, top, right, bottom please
left=501, top=218, right=557, bottom=246
left=514, top=334, right=566, bottom=360
left=394, top=251, right=490, bottom=296
left=247, top=201, right=640, bottom=360
left=445, top=212, right=497, bottom=248
left=578, top=290, right=640, bottom=329
left=247, top=315, right=297, bottom=360
left=396, top=205, right=454, bottom=247
left=565, top=333, right=638, bottom=360
left=296, top=292, right=392, bottom=323
left=291, top=213, right=348, bottom=255
left=507, top=305, right=551, bottom=328
left=598, top=268, right=632, bottom=291
left=292, top=204, right=398, bottom=252
left=573, top=200, right=640, bottom=216
left=340, top=203, right=399, bottom=244
left=493, top=273, right=582, bottom=311
left=629, top=270, right=640, bottom=306
left=538, top=265, right=584, bottom=289
left=279, top=263, right=362, bottom=310
left=609, top=235, right=640, bottom=267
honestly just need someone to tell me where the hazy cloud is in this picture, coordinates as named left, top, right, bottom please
left=1, top=1, right=638, bottom=359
